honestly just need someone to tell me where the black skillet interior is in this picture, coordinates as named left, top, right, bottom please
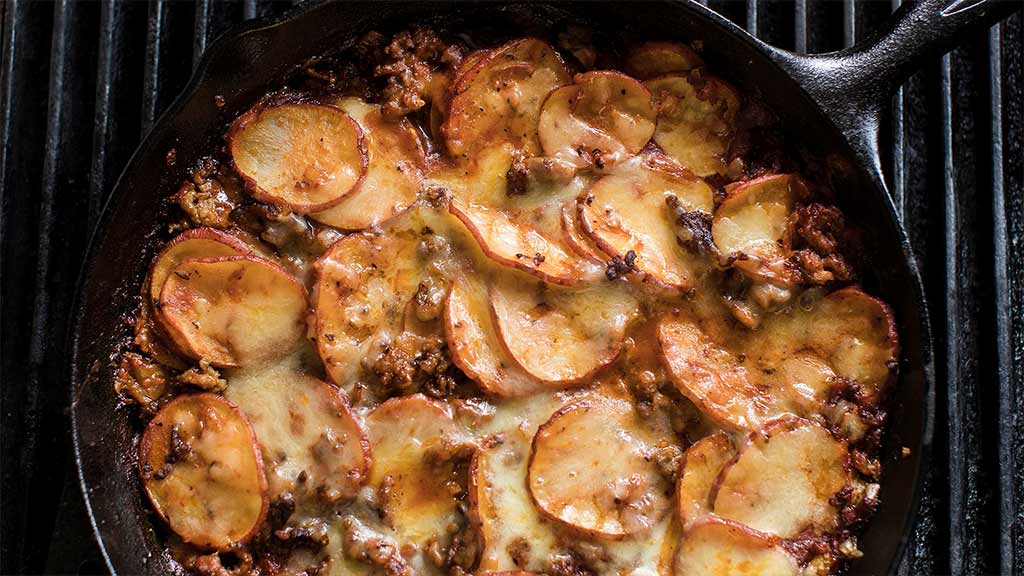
left=70, top=2, right=931, bottom=574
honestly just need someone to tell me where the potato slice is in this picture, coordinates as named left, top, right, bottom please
left=148, top=228, right=254, bottom=306
left=310, top=98, right=425, bottom=230
left=712, top=174, right=803, bottom=271
left=470, top=431, right=559, bottom=572
left=625, top=42, right=704, bottom=80
left=754, top=287, right=898, bottom=405
left=538, top=85, right=628, bottom=168
left=158, top=255, right=307, bottom=367
left=560, top=203, right=607, bottom=263
left=676, top=433, right=735, bottom=528
left=673, top=518, right=799, bottom=576
left=579, top=157, right=714, bottom=290
left=449, top=199, right=582, bottom=286
left=444, top=38, right=571, bottom=156
left=229, top=102, right=367, bottom=212
left=313, top=213, right=443, bottom=389
left=225, top=360, right=370, bottom=502
left=444, top=275, right=544, bottom=397
left=139, top=393, right=267, bottom=550
left=366, top=394, right=469, bottom=546
left=528, top=396, right=674, bottom=538
left=646, top=75, right=740, bottom=177
left=490, top=282, right=638, bottom=385
left=571, top=71, right=656, bottom=153
left=658, top=316, right=774, bottom=431
left=711, top=417, right=850, bottom=538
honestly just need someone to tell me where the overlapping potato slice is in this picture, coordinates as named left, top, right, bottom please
left=444, top=38, right=571, bottom=156
left=229, top=102, right=367, bottom=212
left=139, top=393, right=267, bottom=550
left=658, top=316, right=773, bottom=431
left=538, top=72, right=656, bottom=168
left=449, top=199, right=582, bottom=285
left=712, top=174, right=805, bottom=279
left=366, top=394, right=469, bottom=546
left=490, top=282, right=638, bottom=385
left=310, top=98, right=425, bottom=230
left=579, top=156, right=714, bottom=290
left=676, top=433, right=735, bottom=528
left=711, top=417, right=850, bottom=538
left=528, top=396, right=674, bottom=538
left=645, top=75, right=740, bottom=177
left=673, top=518, right=800, bottom=576
left=571, top=71, right=656, bottom=153
left=225, top=358, right=370, bottom=502
left=313, top=210, right=448, bottom=389
left=751, top=287, right=898, bottom=405
left=158, top=255, right=307, bottom=367
left=625, top=42, right=704, bottom=80
left=444, top=275, right=543, bottom=397
left=560, top=203, right=607, bottom=263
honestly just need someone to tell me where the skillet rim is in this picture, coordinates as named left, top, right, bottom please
left=68, top=2, right=934, bottom=574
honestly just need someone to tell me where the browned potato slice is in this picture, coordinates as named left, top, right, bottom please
left=139, top=393, right=267, bottom=550
left=646, top=75, right=740, bottom=177
left=490, top=282, right=638, bottom=385
left=449, top=199, right=582, bottom=286
left=712, top=174, right=803, bottom=271
left=571, top=71, right=656, bottom=153
left=148, top=227, right=254, bottom=306
left=579, top=157, right=714, bottom=290
left=366, top=394, right=469, bottom=546
left=528, top=396, right=674, bottom=538
left=313, top=213, right=442, bottom=389
left=158, top=255, right=307, bottom=367
left=711, top=417, right=850, bottom=538
left=310, top=98, right=425, bottom=230
left=444, top=275, right=544, bottom=397
left=538, top=85, right=628, bottom=168
left=225, top=361, right=370, bottom=502
left=229, top=103, right=367, bottom=212
left=625, top=42, right=704, bottom=80
left=676, top=433, right=735, bottom=528
left=658, top=316, right=774, bottom=431
left=444, top=38, right=571, bottom=156
left=673, top=517, right=800, bottom=576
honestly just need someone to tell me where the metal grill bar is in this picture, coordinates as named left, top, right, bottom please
left=88, top=0, right=119, bottom=232
left=746, top=0, right=758, bottom=35
left=193, top=0, right=210, bottom=69
left=843, top=0, right=856, bottom=47
left=141, top=0, right=165, bottom=134
left=794, top=0, right=807, bottom=54
left=990, top=22, right=1016, bottom=576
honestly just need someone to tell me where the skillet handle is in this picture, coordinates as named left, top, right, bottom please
left=767, top=0, right=1019, bottom=180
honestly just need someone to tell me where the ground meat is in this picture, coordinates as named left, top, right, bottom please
left=548, top=553, right=598, bottom=576
left=340, top=516, right=411, bottom=576
left=666, top=194, right=715, bottom=255
left=175, top=158, right=244, bottom=228
left=788, top=203, right=857, bottom=284
left=186, top=551, right=254, bottom=576
left=177, top=359, right=227, bottom=393
left=557, top=24, right=597, bottom=69
left=369, top=332, right=459, bottom=398
left=370, top=27, right=462, bottom=121
left=506, top=153, right=530, bottom=197
left=166, top=424, right=193, bottom=464
left=413, top=278, right=447, bottom=323
left=506, top=537, right=531, bottom=568
left=113, top=352, right=170, bottom=410
left=605, top=250, right=637, bottom=280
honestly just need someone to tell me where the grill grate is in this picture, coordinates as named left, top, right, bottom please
left=0, top=1, right=1020, bottom=574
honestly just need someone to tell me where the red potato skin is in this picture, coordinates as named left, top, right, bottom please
left=824, top=286, right=900, bottom=404
left=674, top=515, right=791, bottom=576
left=147, top=227, right=256, bottom=304
left=675, top=432, right=734, bottom=527
left=227, top=102, right=369, bottom=213
left=138, top=393, right=269, bottom=550
left=570, top=70, right=657, bottom=152
left=157, top=254, right=309, bottom=368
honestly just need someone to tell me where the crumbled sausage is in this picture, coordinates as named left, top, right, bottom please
left=369, top=333, right=459, bottom=398
left=114, top=352, right=170, bottom=410
left=175, top=158, right=244, bottom=228
left=340, top=516, right=411, bottom=576
left=788, top=203, right=857, bottom=284
left=605, top=250, right=637, bottom=280
left=177, top=359, right=227, bottom=393
left=666, top=194, right=715, bottom=255
left=371, top=27, right=463, bottom=121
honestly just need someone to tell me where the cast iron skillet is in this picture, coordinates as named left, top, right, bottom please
left=70, top=1, right=1019, bottom=574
